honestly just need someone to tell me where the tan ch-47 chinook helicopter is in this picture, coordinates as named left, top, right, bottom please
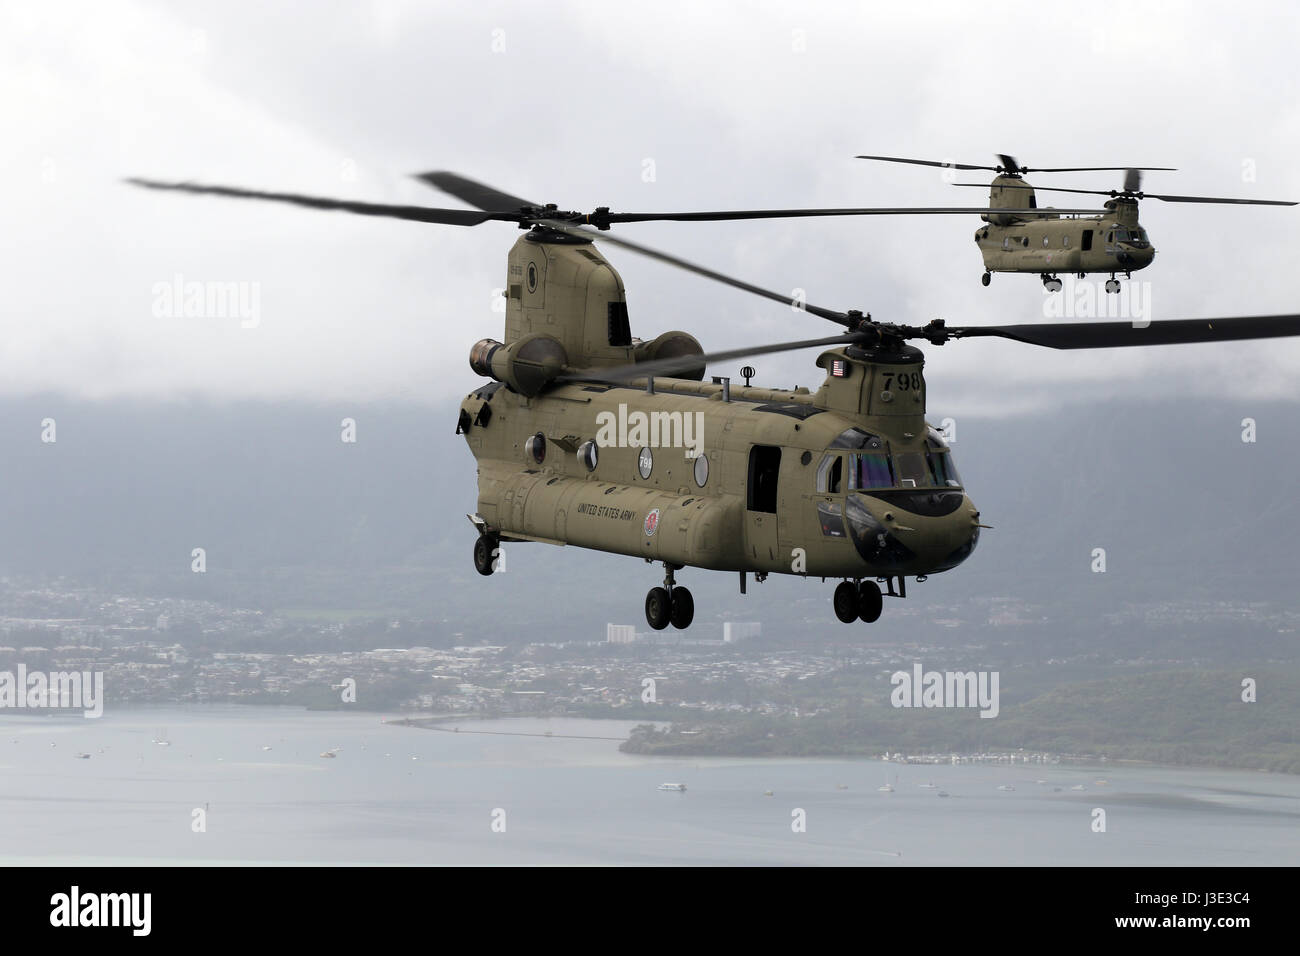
left=130, top=171, right=1300, bottom=631
left=857, top=153, right=1296, bottom=292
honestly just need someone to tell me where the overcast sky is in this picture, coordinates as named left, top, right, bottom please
left=3, top=0, right=1298, bottom=416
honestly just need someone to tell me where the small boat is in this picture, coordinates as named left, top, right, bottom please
left=74, top=752, right=91, bottom=759
left=763, top=789, right=774, bottom=797
left=918, top=782, right=938, bottom=790
left=261, top=745, right=272, bottom=752
left=320, top=750, right=337, bottom=758
left=997, top=785, right=1015, bottom=791
left=1070, top=784, right=1086, bottom=791
left=1035, top=779, right=1048, bottom=785
left=937, top=790, right=951, bottom=798
left=877, top=783, right=894, bottom=792
left=657, top=783, right=687, bottom=792
left=836, top=784, right=849, bottom=790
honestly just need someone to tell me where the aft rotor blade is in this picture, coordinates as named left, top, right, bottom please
left=412, top=170, right=539, bottom=212
left=946, top=315, right=1300, bottom=349
left=125, top=179, right=506, bottom=225
left=857, top=155, right=1175, bottom=175
left=562, top=331, right=871, bottom=382
left=600, top=206, right=1105, bottom=224
left=1013, top=184, right=1296, bottom=206
left=856, top=154, right=1002, bottom=172
left=536, top=219, right=854, bottom=326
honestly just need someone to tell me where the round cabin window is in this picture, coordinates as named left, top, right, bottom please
left=577, top=440, right=598, bottom=472
left=693, top=454, right=709, bottom=488
left=525, top=432, right=545, bottom=464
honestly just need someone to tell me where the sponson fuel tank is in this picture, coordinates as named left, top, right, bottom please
left=477, top=461, right=742, bottom=570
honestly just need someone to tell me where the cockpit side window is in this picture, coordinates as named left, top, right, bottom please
left=829, top=427, right=873, bottom=449
left=815, top=454, right=843, bottom=494
left=928, top=451, right=963, bottom=488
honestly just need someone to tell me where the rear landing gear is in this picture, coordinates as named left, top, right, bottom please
left=646, top=564, right=694, bottom=630
left=981, top=271, right=991, bottom=287
left=645, top=587, right=671, bottom=630
left=1104, top=275, right=1121, bottom=294
left=473, top=533, right=498, bottom=576
left=1041, top=274, right=1063, bottom=293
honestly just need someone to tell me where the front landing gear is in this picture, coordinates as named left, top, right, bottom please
left=646, top=564, right=694, bottom=630
left=1041, top=274, right=1063, bottom=293
left=833, top=582, right=858, bottom=623
left=1104, top=274, right=1121, bottom=294
left=981, top=271, right=991, bottom=287
left=858, top=580, right=883, bottom=623
left=833, top=579, right=884, bottom=624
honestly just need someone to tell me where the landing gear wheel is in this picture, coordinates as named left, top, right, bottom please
left=858, top=580, right=883, bottom=623
left=473, top=534, right=497, bottom=576
left=645, top=587, right=671, bottom=630
left=981, top=272, right=991, bottom=287
left=669, top=587, right=694, bottom=630
left=1105, top=278, right=1120, bottom=294
left=1044, top=277, right=1062, bottom=293
left=833, top=581, right=859, bottom=623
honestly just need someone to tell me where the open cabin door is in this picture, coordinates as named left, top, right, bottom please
left=745, top=444, right=781, bottom=568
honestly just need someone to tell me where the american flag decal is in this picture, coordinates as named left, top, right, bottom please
left=831, top=359, right=846, bottom=377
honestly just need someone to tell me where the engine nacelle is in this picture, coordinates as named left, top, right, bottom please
left=634, top=330, right=705, bottom=381
left=469, top=333, right=568, bottom=397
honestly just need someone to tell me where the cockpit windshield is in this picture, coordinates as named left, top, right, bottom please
left=828, top=427, right=963, bottom=492
left=852, top=450, right=894, bottom=489
left=1114, top=227, right=1150, bottom=247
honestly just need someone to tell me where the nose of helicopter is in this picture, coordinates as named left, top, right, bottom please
left=1117, top=244, right=1156, bottom=270
left=845, top=491, right=981, bottom=573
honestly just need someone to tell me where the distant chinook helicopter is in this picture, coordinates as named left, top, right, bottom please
left=857, top=154, right=1295, bottom=292
left=130, top=171, right=1300, bottom=631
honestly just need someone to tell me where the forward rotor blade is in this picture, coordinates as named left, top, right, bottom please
left=1137, top=192, right=1296, bottom=206
left=535, top=219, right=854, bottom=326
left=562, top=331, right=871, bottom=382
left=125, top=179, right=505, bottom=225
left=947, top=315, right=1300, bottom=349
left=1029, top=166, right=1176, bottom=173
left=412, top=170, right=539, bottom=212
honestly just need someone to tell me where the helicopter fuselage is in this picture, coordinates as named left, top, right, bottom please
left=976, top=177, right=1155, bottom=279
left=459, top=344, right=981, bottom=583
